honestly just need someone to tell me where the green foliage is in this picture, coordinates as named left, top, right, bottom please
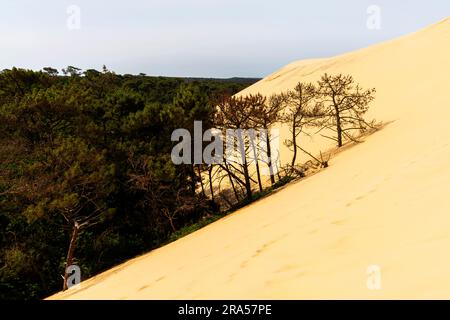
left=0, top=67, right=257, bottom=300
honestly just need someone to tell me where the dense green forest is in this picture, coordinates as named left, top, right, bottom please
left=0, top=66, right=259, bottom=299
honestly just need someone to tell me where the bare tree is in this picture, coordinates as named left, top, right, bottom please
left=214, top=94, right=255, bottom=200
left=283, top=82, right=321, bottom=167
left=247, top=128, right=263, bottom=193
left=250, top=93, right=284, bottom=185
left=58, top=185, right=113, bottom=291
left=316, top=73, right=376, bottom=147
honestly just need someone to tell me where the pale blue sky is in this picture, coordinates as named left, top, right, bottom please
left=1, top=0, right=449, bottom=77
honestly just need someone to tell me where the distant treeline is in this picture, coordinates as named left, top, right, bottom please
left=0, top=66, right=257, bottom=299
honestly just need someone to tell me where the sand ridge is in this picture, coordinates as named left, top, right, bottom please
left=50, top=17, right=450, bottom=299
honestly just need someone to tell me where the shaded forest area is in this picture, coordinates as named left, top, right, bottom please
left=0, top=66, right=259, bottom=299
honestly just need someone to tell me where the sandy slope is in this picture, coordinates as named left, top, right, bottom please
left=50, top=17, right=450, bottom=299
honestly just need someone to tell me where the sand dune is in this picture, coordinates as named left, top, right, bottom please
left=50, top=17, right=450, bottom=299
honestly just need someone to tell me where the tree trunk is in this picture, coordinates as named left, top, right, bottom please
left=254, top=159, right=263, bottom=193
left=224, top=160, right=240, bottom=202
left=208, top=165, right=214, bottom=202
left=265, top=131, right=275, bottom=185
left=197, top=165, right=206, bottom=197
left=242, top=158, right=252, bottom=200
left=63, top=221, right=80, bottom=291
left=237, top=132, right=252, bottom=200
left=249, top=134, right=263, bottom=193
left=334, top=103, right=343, bottom=147
left=189, top=164, right=197, bottom=195
left=276, top=161, right=282, bottom=181
left=291, top=118, right=298, bottom=168
left=168, top=216, right=176, bottom=232
left=336, top=117, right=342, bottom=147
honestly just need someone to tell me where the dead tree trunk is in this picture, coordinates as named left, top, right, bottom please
left=162, top=208, right=177, bottom=233
left=63, top=221, right=80, bottom=291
